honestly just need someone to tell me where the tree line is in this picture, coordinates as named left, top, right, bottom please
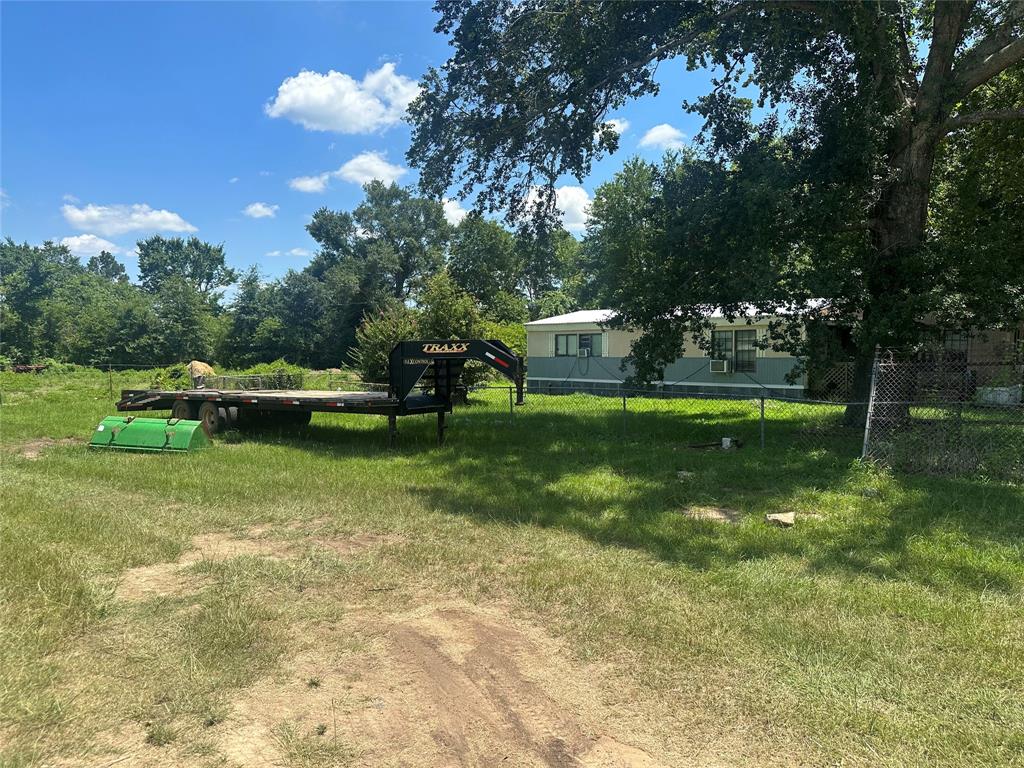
left=0, top=181, right=588, bottom=376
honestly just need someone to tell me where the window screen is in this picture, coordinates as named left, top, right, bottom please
left=711, top=330, right=733, bottom=361
left=578, top=334, right=602, bottom=357
left=555, top=334, right=578, bottom=356
left=735, top=329, right=757, bottom=373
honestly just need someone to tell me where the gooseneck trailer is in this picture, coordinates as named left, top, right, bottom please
left=114, top=339, right=524, bottom=446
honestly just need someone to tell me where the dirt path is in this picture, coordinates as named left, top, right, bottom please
left=213, top=602, right=671, bottom=768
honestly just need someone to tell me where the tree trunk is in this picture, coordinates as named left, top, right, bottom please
left=843, top=121, right=941, bottom=428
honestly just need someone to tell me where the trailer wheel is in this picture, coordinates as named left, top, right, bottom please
left=224, top=406, right=240, bottom=430
left=197, top=401, right=223, bottom=436
left=171, top=400, right=197, bottom=420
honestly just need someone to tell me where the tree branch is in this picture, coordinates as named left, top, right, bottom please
left=943, top=107, right=1024, bottom=133
left=918, top=0, right=975, bottom=117
left=950, top=4, right=1024, bottom=101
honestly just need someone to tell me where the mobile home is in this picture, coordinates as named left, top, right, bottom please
left=525, top=309, right=807, bottom=398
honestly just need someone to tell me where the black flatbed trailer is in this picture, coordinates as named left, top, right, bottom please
left=116, top=339, right=524, bottom=445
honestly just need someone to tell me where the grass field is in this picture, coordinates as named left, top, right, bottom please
left=2, top=368, right=1023, bottom=767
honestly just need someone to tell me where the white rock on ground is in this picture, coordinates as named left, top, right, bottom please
left=765, top=512, right=796, bottom=528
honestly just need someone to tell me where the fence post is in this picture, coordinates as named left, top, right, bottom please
left=108, top=363, right=113, bottom=398
left=508, top=386, right=514, bottom=424
left=861, top=346, right=881, bottom=460
left=622, top=392, right=627, bottom=440
left=759, top=396, right=765, bottom=449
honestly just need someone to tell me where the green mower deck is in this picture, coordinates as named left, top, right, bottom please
left=89, top=416, right=210, bottom=452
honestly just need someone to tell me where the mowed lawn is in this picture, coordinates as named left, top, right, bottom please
left=2, top=369, right=1023, bottom=767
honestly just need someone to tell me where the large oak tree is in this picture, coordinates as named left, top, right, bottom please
left=408, top=0, right=1024, bottom=418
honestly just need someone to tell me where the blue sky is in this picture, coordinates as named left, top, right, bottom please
left=1, top=1, right=716, bottom=282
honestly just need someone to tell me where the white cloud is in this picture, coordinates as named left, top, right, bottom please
left=442, top=198, right=468, bottom=226
left=605, top=118, right=630, bottom=135
left=639, top=123, right=687, bottom=150
left=336, top=151, right=406, bottom=185
left=259, top=170, right=273, bottom=177
left=62, top=193, right=79, bottom=203
left=265, top=63, right=419, bottom=134
left=265, top=247, right=313, bottom=258
left=243, top=202, right=279, bottom=219
left=554, top=186, right=591, bottom=233
left=0, top=189, right=9, bottom=209
left=290, top=152, right=406, bottom=193
left=525, top=185, right=592, bottom=233
left=60, top=234, right=123, bottom=259
left=61, top=203, right=197, bottom=237
left=228, top=177, right=239, bottom=184
left=288, top=173, right=331, bottom=193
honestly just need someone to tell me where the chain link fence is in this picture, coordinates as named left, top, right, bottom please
left=454, top=385, right=865, bottom=456
left=863, top=349, right=1024, bottom=481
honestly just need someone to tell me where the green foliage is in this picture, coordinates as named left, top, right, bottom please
left=219, top=267, right=284, bottom=367
left=929, top=68, right=1024, bottom=329
left=85, top=251, right=128, bottom=283
left=236, top=358, right=307, bottom=377
left=136, top=235, right=238, bottom=302
left=151, top=276, right=215, bottom=363
left=351, top=304, right=419, bottom=383
left=235, top=358, right=307, bottom=389
left=483, top=290, right=529, bottom=324
left=150, top=362, right=192, bottom=390
left=417, top=270, right=484, bottom=339
left=448, top=213, right=522, bottom=305
left=482, top=320, right=526, bottom=358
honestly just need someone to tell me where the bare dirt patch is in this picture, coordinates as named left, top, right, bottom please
left=115, top=527, right=390, bottom=601
left=11, top=436, right=79, bottom=460
left=683, top=506, right=742, bottom=524
left=208, top=601, right=678, bottom=768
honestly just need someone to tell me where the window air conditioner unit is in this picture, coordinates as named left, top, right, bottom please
left=710, top=359, right=730, bottom=374
left=577, top=348, right=590, bottom=358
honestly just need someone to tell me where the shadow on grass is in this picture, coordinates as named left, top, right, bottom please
left=225, top=403, right=1024, bottom=595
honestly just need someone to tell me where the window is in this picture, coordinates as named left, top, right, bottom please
left=578, top=333, right=602, bottom=357
left=735, top=329, right=757, bottom=373
left=555, top=333, right=602, bottom=357
left=942, top=330, right=969, bottom=361
left=555, top=333, right=578, bottom=357
left=710, top=329, right=758, bottom=373
left=711, top=330, right=733, bottom=362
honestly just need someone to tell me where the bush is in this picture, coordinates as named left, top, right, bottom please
left=150, top=363, right=192, bottom=389
left=351, top=305, right=419, bottom=384
left=234, top=359, right=306, bottom=389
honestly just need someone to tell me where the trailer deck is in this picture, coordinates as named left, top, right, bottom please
left=115, top=339, right=524, bottom=445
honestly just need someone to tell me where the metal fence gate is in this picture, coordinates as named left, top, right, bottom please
left=862, top=348, right=1024, bottom=481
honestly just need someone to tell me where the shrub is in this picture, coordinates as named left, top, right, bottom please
left=150, top=363, right=192, bottom=389
left=351, top=305, right=419, bottom=384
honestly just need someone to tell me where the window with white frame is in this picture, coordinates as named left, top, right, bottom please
left=555, top=333, right=602, bottom=357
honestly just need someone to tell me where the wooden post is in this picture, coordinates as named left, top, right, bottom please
left=437, top=410, right=446, bottom=446
left=388, top=414, right=397, bottom=449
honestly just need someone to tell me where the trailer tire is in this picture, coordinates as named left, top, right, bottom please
left=197, top=401, right=223, bottom=436
left=171, top=400, right=198, bottom=420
